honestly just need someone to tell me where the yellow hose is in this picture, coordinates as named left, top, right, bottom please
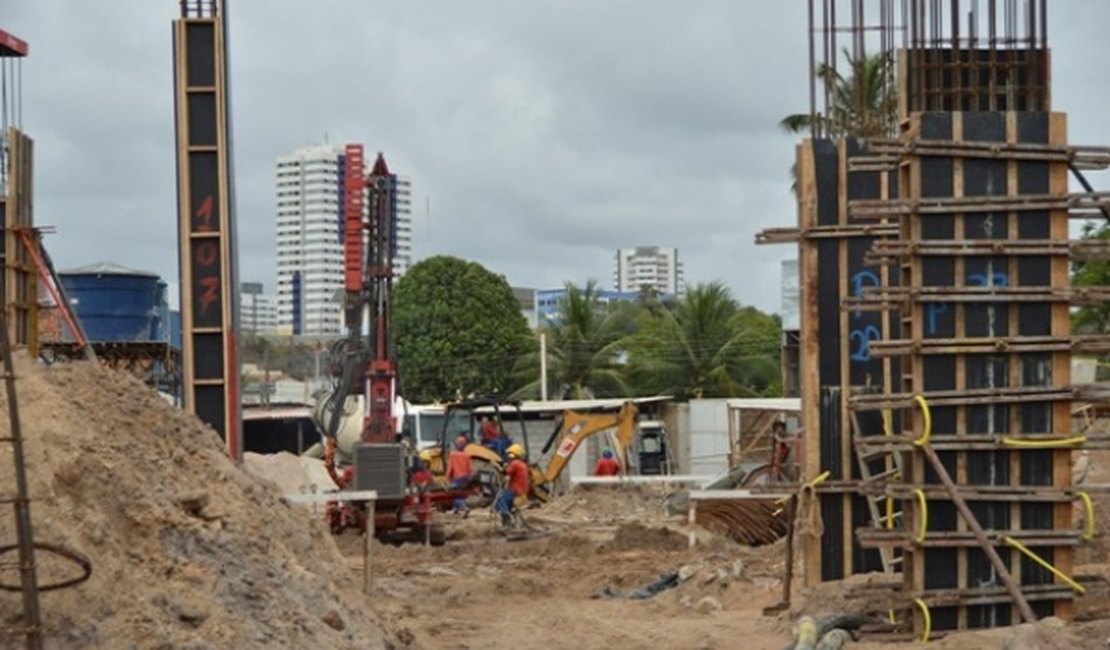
left=808, top=470, right=831, bottom=488
left=1000, top=435, right=1087, bottom=448
left=1078, top=491, right=1096, bottom=542
left=913, top=598, right=931, bottom=642
left=913, top=488, right=927, bottom=543
left=1002, top=536, right=1086, bottom=595
left=912, top=395, right=932, bottom=447
left=794, top=615, right=818, bottom=650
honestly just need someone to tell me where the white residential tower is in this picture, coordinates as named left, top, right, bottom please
left=614, top=246, right=684, bottom=296
left=275, top=143, right=412, bottom=336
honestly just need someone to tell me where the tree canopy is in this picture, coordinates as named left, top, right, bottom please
left=1073, top=220, right=1110, bottom=335
left=625, top=282, right=782, bottom=399
left=515, top=281, right=782, bottom=400
left=393, top=255, right=530, bottom=403
left=514, top=281, right=635, bottom=399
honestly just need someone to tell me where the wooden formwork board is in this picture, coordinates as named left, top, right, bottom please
left=797, top=138, right=900, bottom=585
left=2, top=127, right=38, bottom=355
left=878, top=111, right=1075, bottom=634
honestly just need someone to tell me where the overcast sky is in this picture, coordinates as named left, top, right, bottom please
left=7, top=1, right=1110, bottom=315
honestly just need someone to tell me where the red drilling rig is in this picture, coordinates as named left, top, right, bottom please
left=321, top=147, right=442, bottom=544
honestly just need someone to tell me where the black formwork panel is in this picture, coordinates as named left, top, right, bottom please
left=895, top=111, right=1074, bottom=633
left=801, top=138, right=900, bottom=582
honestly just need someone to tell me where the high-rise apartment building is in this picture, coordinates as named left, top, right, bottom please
left=275, top=143, right=412, bottom=336
left=614, top=246, right=684, bottom=296
left=239, top=282, right=279, bottom=335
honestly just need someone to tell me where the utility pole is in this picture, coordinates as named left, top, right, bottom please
left=539, top=332, right=548, bottom=401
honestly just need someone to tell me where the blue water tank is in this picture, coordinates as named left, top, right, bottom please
left=59, top=262, right=164, bottom=342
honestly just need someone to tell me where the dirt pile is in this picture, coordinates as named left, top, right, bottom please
left=242, top=451, right=338, bottom=496
left=606, top=523, right=688, bottom=552
left=540, top=484, right=669, bottom=523
left=0, top=356, right=396, bottom=649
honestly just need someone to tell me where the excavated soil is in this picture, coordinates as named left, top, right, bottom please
left=0, top=355, right=396, bottom=649
left=8, top=355, right=1110, bottom=649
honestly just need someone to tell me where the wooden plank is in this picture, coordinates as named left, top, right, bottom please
left=952, top=113, right=967, bottom=630
left=798, top=139, right=823, bottom=587
left=570, top=475, right=715, bottom=485
left=837, top=139, right=853, bottom=578
left=283, top=490, right=379, bottom=504
left=1049, top=110, right=1074, bottom=622
left=687, top=490, right=791, bottom=500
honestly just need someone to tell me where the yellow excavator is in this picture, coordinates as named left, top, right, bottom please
left=419, top=398, right=530, bottom=501
left=420, top=398, right=641, bottom=504
left=529, top=401, right=639, bottom=502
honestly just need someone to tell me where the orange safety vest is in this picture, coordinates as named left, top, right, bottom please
left=447, top=449, right=472, bottom=481
left=506, top=458, right=529, bottom=495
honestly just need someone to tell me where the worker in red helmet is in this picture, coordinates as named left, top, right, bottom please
left=446, top=435, right=473, bottom=515
left=495, top=443, right=529, bottom=526
left=593, top=448, right=621, bottom=477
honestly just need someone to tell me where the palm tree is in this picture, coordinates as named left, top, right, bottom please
left=780, top=49, right=897, bottom=139
left=628, top=283, right=782, bottom=399
left=514, top=281, right=634, bottom=399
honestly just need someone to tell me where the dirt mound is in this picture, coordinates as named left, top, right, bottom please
left=242, top=451, right=337, bottom=496
left=607, top=523, right=688, bottom=552
left=541, top=484, right=668, bottom=522
left=0, top=356, right=396, bottom=649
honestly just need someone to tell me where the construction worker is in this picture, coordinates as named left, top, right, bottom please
left=495, top=443, right=529, bottom=526
left=593, top=448, right=621, bottom=477
left=446, top=435, right=473, bottom=514
left=771, top=421, right=799, bottom=481
left=481, top=418, right=509, bottom=459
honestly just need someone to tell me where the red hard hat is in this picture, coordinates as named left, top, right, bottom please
left=455, top=436, right=468, bottom=448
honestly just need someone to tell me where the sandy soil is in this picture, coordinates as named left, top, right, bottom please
left=6, top=355, right=1110, bottom=648
left=357, top=488, right=797, bottom=650
left=353, top=475, right=1110, bottom=649
left=0, top=355, right=396, bottom=649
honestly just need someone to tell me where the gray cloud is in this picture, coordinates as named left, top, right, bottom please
left=8, top=1, right=1110, bottom=315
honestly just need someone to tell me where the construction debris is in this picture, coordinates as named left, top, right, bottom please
left=593, top=572, right=679, bottom=600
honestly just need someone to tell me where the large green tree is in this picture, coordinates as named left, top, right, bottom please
left=393, top=256, right=530, bottom=403
left=626, top=283, right=782, bottom=398
left=514, top=281, right=635, bottom=399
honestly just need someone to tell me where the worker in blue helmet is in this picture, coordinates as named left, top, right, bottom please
left=593, top=448, right=621, bottom=477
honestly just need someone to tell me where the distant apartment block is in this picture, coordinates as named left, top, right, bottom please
left=614, top=246, right=684, bottom=296
left=275, top=143, right=413, bottom=336
left=535, top=287, right=642, bottom=328
left=240, top=282, right=279, bottom=335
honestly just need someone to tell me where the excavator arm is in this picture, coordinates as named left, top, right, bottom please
left=530, top=401, right=638, bottom=501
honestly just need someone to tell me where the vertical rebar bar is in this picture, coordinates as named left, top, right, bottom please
left=809, top=0, right=818, bottom=138
left=0, top=260, right=43, bottom=647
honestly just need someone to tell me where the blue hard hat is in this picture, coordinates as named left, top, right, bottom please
left=602, top=449, right=613, bottom=459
